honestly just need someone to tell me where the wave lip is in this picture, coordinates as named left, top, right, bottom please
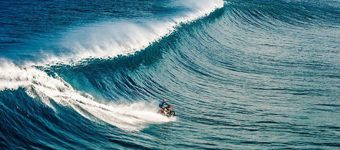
left=44, top=0, right=225, bottom=64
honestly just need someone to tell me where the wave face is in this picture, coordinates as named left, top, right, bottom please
left=1, top=0, right=340, bottom=149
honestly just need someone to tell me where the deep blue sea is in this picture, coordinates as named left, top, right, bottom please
left=1, top=0, right=340, bottom=149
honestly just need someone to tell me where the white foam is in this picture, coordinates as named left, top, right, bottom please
left=40, top=0, right=224, bottom=63
left=0, top=61, right=174, bottom=131
left=60, top=21, right=176, bottom=61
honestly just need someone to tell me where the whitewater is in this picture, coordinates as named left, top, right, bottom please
left=1, top=0, right=340, bottom=149
left=1, top=0, right=223, bottom=131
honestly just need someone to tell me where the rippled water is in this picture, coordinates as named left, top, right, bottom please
left=1, top=0, right=340, bottom=149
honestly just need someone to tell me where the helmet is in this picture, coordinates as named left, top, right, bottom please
left=163, top=99, right=167, bottom=102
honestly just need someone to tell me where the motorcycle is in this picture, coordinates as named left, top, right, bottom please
left=157, top=107, right=175, bottom=117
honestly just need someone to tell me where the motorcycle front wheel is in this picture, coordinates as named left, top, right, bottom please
left=169, top=110, right=175, bottom=117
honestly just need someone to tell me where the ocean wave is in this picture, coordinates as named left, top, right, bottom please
left=0, top=61, right=174, bottom=131
left=22, top=0, right=225, bottom=64
left=0, top=0, right=223, bottom=132
left=1, top=0, right=340, bottom=149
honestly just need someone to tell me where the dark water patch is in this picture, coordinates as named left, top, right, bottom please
left=240, top=140, right=272, bottom=145
left=317, top=125, right=340, bottom=130
left=309, top=107, right=336, bottom=113
left=323, top=74, right=340, bottom=79
left=315, top=104, right=340, bottom=108
left=256, top=121, right=279, bottom=124
left=286, top=141, right=340, bottom=147
left=282, top=88, right=328, bottom=96
left=257, top=113, right=289, bottom=118
left=252, top=87, right=288, bottom=91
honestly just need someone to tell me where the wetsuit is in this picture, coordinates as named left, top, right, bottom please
left=159, top=102, right=170, bottom=111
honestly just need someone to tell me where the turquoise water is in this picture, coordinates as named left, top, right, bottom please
left=1, top=0, right=340, bottom=149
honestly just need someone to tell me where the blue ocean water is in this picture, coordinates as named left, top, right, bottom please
left=1, top=0, right=340, bottom=149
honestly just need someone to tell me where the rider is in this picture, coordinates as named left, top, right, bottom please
left=159, top=99, right=171, bottom=111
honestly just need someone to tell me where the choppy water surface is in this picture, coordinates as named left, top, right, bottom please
left=1, top=0, right=340, bottom=149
